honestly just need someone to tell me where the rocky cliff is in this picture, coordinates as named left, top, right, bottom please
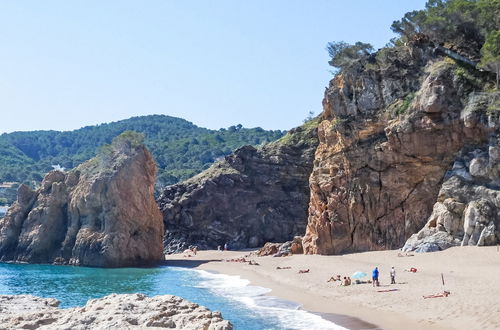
left=302, top=43, right=498, bottom=254
left=0, top=293, right=233, bottom=329
left=0, top=133, right=164, bottom=267
left=403, top=93, right=500, bottom=252
left=158, top=43, right=498, bottom=255
left=158, top=120, right=318, bottom=252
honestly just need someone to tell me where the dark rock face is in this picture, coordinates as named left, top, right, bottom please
left=158, top=122, right=318, bottom=252
left=0, top=140, right=164, bottom=267
left=403, top=93, right=500, bottom=252
left=302, top=46, right=495, bottom=254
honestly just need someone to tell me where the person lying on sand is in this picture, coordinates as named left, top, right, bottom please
left=248, top=260, right=259, bottom=265
left=397, top=252, right=414, bottom=257
left=327, top=275, right=342, bottom=282
left=276, top=266, right=291, bottom=270
left=378, top=289, right=399, bottom=292
left=405, top=267, right=418, bottom=273
left=226, top=257, right=247, bottom=263
left=298, top=269, right=310, bottom=273
left=423, top=291, right=451, bottom=299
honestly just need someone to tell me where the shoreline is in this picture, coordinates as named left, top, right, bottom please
left=167, top=247, right=500, bottom=330
left=194, top=266, right=379, bottom=330
left=195, top=267, right=375, bottom=330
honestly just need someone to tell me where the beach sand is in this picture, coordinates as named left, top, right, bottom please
left=166, top=246, right=500, bottom=330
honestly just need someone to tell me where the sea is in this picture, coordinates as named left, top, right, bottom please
left=0, top=263, right=343, bottom=330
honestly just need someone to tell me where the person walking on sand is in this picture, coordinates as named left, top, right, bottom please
left=372, top=267, right=379, bottom=287
left=390, top=266, right=396, bottom=284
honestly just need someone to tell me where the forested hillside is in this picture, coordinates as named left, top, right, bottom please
left=0, top=115, right=284, bottom=190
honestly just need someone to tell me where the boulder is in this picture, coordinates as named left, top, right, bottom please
left=257, top=236, right=303, bottom=257
left=257, top=242, right=281, bottom=256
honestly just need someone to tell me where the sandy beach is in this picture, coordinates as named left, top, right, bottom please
left=166, top=246, right=500, bottom=330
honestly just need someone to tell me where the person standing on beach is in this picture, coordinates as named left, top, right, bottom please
left=372, top=267, right=379, bottom=287
left=390, top=267, right=396, bottom=284
left=224, top=243, right=228, bottom=251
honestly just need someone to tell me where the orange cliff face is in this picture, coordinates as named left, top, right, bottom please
left=302, top=48, right=495, bottom=255
left=0, top=139, right=164, bottom=267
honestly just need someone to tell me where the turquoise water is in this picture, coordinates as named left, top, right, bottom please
left=0, top=263, right=340, bottom=330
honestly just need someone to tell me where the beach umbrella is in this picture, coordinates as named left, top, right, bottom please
left=351, top=271, right=367, bottom=279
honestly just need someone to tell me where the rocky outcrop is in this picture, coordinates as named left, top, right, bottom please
left=302, top=44, right=495, bottom=254
left=0, top=293, right=232, bottom=330
left=403, top=93, right=500, bottom=252
left=158, top=121, right=318, bottom=252
left=257, top=236, right=303, bottom=257
left=0, top=133, right=164, bottom=267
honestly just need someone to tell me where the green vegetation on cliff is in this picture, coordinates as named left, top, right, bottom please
left=479, top=30, right=500, bottom=89
left=271, top=117, right=320, bottom=147
left=0, top=115, right=284, bottom=192
left=325, top=0, right=500, bottom=119
left=391, top=0, right=499, bottom=59
left=328, top=0, right=499, bottom=78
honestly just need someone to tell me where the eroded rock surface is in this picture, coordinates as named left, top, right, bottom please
left=0, top=134, right=164, bottom=267
left=158, top=121, right=318, bottom=252
left=302, top=45, right=495, bottom=254
left=403, top=95, right=500, bottom=252
left=257, top=236, right=303, bottom=257
left=0, top=293, right=232, bottom=330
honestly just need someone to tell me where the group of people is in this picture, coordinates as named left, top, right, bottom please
left=225, top=257, right=248, bottom=263
left=372, top=266, right=397, bottom=286
left=224, top=256, right=259, bottom=265
left=327, top=275, right=353, bottom=286
left=182, top=246, right=198, bottom=257
left=217, top=243, right=229, bottom=251
left=326, top=267, right=397, bottom=287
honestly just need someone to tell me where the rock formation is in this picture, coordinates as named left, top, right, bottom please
left=158, top=121, right=318, bottom=252
left=0, top=293, right=233, bottom=330
left=257, top=236, right=303, bottom=257
left=158, top=43, right=498, bottom=255
left=302, top=44, right=497, bottom=254
left=403, top=93, right=500, bottom=252
left=0, top=132, right=164, bottom=267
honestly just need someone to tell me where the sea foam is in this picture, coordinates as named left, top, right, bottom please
left=195, top=269, right=346, bottom=330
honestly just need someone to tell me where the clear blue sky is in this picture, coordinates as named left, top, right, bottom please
left=0, top=1, right=426, bottom=133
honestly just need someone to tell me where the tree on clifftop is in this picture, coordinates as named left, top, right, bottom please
left=326, top=41, right=374, bottom=71
left=391, top=0, right=500, bottom=59
left=479, top=30, right=500, bottom=89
